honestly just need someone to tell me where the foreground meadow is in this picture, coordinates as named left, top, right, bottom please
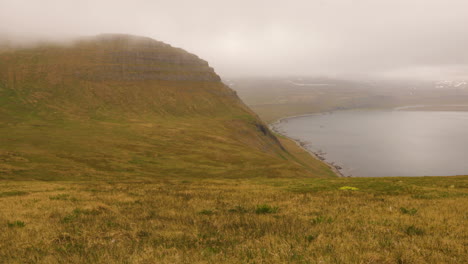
left=1, top=175, right=466, bottom=263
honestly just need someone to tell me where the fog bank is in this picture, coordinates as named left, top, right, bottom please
left=1, top=0, right=467, bottom=80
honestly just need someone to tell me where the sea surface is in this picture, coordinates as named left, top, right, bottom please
left=272, top=110, right=468, bottom=177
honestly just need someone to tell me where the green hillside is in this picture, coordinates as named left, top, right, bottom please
left=0, top=34, right=333, bottom=180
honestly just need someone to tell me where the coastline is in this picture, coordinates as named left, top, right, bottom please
left=393, top=104, right=468, bottom=111
left=269, top=113, right=346, bottom=177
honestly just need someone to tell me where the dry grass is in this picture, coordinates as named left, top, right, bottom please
left=0, top=176, right=466, bottom=263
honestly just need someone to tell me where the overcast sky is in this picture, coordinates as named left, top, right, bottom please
left=1, top=0, right=467, bottom=80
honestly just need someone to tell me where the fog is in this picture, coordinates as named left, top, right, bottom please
left=1, top=0, right=467, bottom=80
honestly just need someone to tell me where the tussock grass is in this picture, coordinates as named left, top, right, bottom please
left=400, top=207, right=418, bottom=215
left=7, top=220, right=25, bottom=228
left=0, top=190, right=28, bottom=197
left=255, top=204, right=279, bottom=214
left=0, top=176, right=466, bottom=263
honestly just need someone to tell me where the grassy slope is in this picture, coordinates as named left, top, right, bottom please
left=0, top=113, right=333, bottom=181
left=0, top=36, right=332, bottom=181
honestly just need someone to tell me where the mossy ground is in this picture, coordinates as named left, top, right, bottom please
left=0, top=114, right=333, bottom=181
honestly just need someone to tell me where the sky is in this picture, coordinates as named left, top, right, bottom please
left=1, top=0, right=467, bottom=80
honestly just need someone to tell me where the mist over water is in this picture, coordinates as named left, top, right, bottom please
left=274, top=110, right=468, bottom=177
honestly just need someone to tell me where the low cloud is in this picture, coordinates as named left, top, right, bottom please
left=1, top=0, right=467, bottom=80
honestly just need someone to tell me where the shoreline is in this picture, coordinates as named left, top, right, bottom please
left=393, top=104, right=468, bottom=111
left=269, top=116, right=346, bottom=178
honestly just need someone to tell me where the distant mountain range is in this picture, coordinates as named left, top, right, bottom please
left=435, top=80, right=467, bottom=89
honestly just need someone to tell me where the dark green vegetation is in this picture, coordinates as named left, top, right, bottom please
left=0, top=35, right=467, bottom=263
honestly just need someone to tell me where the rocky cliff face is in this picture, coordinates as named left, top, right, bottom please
left=0, top=34, right=221, bottom=82
left=72, top=34, right=221, bottom=82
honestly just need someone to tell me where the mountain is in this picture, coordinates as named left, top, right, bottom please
left=435, top=80, right=467, bottom=89
left=0, top=34, right=333, bottom=180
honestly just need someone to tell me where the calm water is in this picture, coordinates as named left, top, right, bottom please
left=273, top=110, right=468, bottom=177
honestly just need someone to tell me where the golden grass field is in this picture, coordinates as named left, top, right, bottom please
left=1, top=173, right=466, bottom=263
